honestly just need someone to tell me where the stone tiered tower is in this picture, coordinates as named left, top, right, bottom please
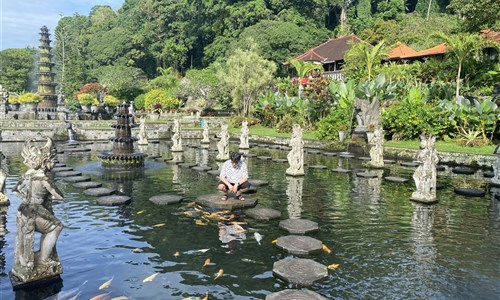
left=36, top=26, right=57, bottom=109
left=99, top=103, right=147, bottom=169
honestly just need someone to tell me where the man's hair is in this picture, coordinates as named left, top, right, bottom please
left=230, top=152, right=242, bottom=163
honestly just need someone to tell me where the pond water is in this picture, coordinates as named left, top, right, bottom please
left=0, top=141, right=499, bottom=299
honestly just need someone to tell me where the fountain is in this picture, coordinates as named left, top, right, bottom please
left=98, top=103, right=147, bottom=169
left=36, top=26, right=57, bottom=109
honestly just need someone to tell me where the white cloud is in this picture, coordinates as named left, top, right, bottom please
left=0, top=0, right=123, bottom=50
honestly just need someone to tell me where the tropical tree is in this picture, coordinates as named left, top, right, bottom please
left=0, top=48, right=36, bottom=92
left=288, top=59, right=323, bottom=97
left=430, top=32, right=484, bottom=98
left=344, top=40, right=387, bottom=81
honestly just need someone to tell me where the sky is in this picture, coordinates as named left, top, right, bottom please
left=0, top=0, right=124, bottom=50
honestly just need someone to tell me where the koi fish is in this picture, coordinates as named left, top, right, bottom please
left=111, top=297, right=129, bottom=300
left=142, top=273, right=159, bottom=283
left=191, top=248, right=210, bottom=253
left=43, top=280, right=88, bottom=300
left=132, top=248, right=142, bottom=253
left=254, top=232, right=263, bottom=245
left=152, top=223, right=166, bottom=228
left=98, top=277, right=113, bottom=290
left=327, top=263, right=340, bottom=270
left=322, top=244, right=332, bottom=254
left=229, top=221, right=247, bottom=225
left=90, top=291, right=112, bottom=300
left=214, top=269, right=224, bottom=280
left=202, top=294, right=209, bottom=300
left=271, top=239, right=277, bottom=244
left=195, top=220, right=208, bottom=226
left=202, top=258, right=211, bottom=269
left=241, top=258, right=264, bottom=265
left=186, top=201, right=196, bottom=207
left=174, top=251, right=180, bottom=257
left=137, top=210, right=145, bottom=214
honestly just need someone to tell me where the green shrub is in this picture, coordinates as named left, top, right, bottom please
left=103, top=95, right=121, bottom=107
left=77, top=93, right=98, bottom=106
left=18, top=92, right=41, bottom=103
left=7, top=94, right=19, bottom=104
left=230, top=116, right=260, bottom=128
left=275, top=114, right=295, bottom=133
left=144, top=89, right=181, bottom=110
left=134, top=94, right=145, bottom=110
left=316, top=105, right=352, bottom=141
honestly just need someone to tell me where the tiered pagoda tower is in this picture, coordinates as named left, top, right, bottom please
left=99, top=103, right=147, bottom=169
left=36, top=26, right=57, bottom=108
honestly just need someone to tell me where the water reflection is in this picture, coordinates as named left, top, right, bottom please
left=410, top=203, right=436, bottom=276
left=0, top=206, right=7, bottom=277
left=354, top=169, right=383, bottom=206
left=14, top=278, right=63, bottom=300
left=286, top=177, right=303, bottom=219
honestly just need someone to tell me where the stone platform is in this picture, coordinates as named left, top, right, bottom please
left=279, top=219, right=319, bottom=234
left=149, top=194, right=184, bottom=205
left=97, top=195, right=131, bottom=206
left=273, top=258, right=328, bottom=286
left=266, top=289, right=327, bottom=300
left=245, top=207, right=281, bottom=220
left=275, top=235, right=323, bottom=256
left=195, top=194, right=257, bottom=210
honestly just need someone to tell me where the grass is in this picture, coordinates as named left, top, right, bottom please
left=228, top=124, right=317, bottom=140
left=384, top=140, right=497, bottom=156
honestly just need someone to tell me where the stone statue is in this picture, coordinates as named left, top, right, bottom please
left=239, top=120, right=249, bottom=149
left=201, top=121, right=210, bottom=144
left=286, top=124, right=305, bottom=176
left=355, top=98, right=381, bottom=132
left=0, top=84, right=8, bottom=101
left=171, top=118, right=183, bottom=152
left=286, top=177, right=303, bottom=219
left=411, top=133, right=439, bottom=203
left=137, top=117, right=149, bottom=145
left=0, top=151, right=8, bottom=206
left=368, top=127, right=384, bottom=168
left=10, top=137, right=64, bottom=287
left=216, top=123, right=230, bottom=161
left=491, top=144, right=500, bottom=186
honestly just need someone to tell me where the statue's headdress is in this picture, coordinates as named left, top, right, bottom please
left=21, top=137, right=57, bottom=169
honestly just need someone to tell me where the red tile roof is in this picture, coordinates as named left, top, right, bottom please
left=480, top=29, right=500, bottom=42
left=401, top=43, right=448, bottom=59
left=388, top=43, right=418, bottom=59
left=293, top=34, right=366, bottom=63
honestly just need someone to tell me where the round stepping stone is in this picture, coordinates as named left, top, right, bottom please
left=192, top=165, right=212, bottom=171
left=273, top=258, right=328, bottom=286
left=248, top=179, right=269, bottom=186
left=179, top=162, right=197, bottom=168
left=279, top=219, right=319, bottom=235
left=384, top=176, right=408, bottom=183
left=331, top=168, right=351, bottom=173
left=207, top=170, right=220, bottom=176
left=309, top=165, right=327, bottom=169
left=64, top=148, right=91, bottom=152
left=307, top=150, right=321, bottom=154
left=454, top=188, right=485, bottom=197
left=490, top=181, right=500, bottom=188
left=195, top=194, right=257, bottom=210
left=97, top=195, right=131, bottom=206
left=150, top=140, right=160, bottom=144
left=339, top=154, right=355, bottom=158
left=55, top=170, right=82, bottom=177
left=244, top=153, right=257, bottom=158
left=266, top=289, right=328, bottom=300
left=52, top=167, right=73, bottom=172
left=242, top=188, right=258, bottom=194
left=400, top=161, right=420, bottom=167
left=62, top=176, right=91, bottom=183
left=323, top=152, right=337, bottom=156
left=73, top=181, right=102, bottom=189
left=166, top=160, right=184, bottom=164
left=147, top=155, right=161, bottom=159
left=257, top=156, right=272, bottom=160
left=245, top=207, right=281, bottom=220
left=54, top=163, right=67, bottom=168
left=84, top=187, right=116, bottom=197
left=358, top=156, right=371, bottom=161
left=483, top=171, right=494, bottom=178
left=276, top=235, right=323, bottom=256
left=452, top=167, right=476, bottom=175
left=272, top=158, right=288, bottom=163
left=149, top=194, right=184, bottom=205
left=383, top=159, right=396, bottom=164
left=356, top=172, right=378, bottom=178
left=436, top=165, right=446, bottom=171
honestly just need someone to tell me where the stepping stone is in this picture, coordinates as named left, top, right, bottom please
left=256, top=156, right=272, bottom=160
left=383, top=159, right=396, bottom=164
left=84, top=187, right=115, bottom=197
left=400, top=161, right=420, bottom=167
left=179, top=162, right=197, bottom=168
left=331, top=168, right=351, bottom=173
left=356, top=172, right=378, bottom=178
left=62, top=176, right=91, bottom=183
left=279, top=219, right=319, bottom=235
left=384, top=176, right=408, bottom=183
left=436, top=165, right=446, bottom=171
left=248, top=179, right=269, bottom=186
left=339, top=154, right=355, bottom=158
left=207, top=170, right=220, bottom=176
left=307, top=150, right=321, bottom=154
left=483, top=171, right=494, bottom=178
left=52, top=167, right=73, bottom=173
left=150, top=140, right=160, bottom=144
left=73, top=181, right=102, bottom=189
left=452, top=167, right=476, bottom=175
left=64, top=148, right=92, bottom=152
left=323, top=152, right=337, bottom=156
left=280, top=146, right=291, bottom=151
left=149, top=194, right=184, bottom=205
left=490, top=181, right=500, bottom=188
left=276, top=235, right=323, bottom=256
left=273, top=258, right=328, bottom=286
left=147, top=155, right=161, bottom=159
left=244, top=153, right=257, bottom=158
left=272, top=158, right=288, bottom=163
left=269, top=145, right=281, bottom=149
left=266, top=289, right=327, bottom=300
left=192, top=165, right=212, bottom=171
left=242, top=188, right=258, bottom=194
left=54, top=164, right=67, bottom=168
left=454, top=188, right=485, bottom=197
left=195, top=194, right=257, bottom=210
left=358, top=156, right=371, bottom=161
left=55, top=170, right=82, bottom=177
left=97, top=195, right=131, bottom=206
left=309, top=165, right=327, bottom=169
left=166, top=160, right=184, bottom=164
left=245, top=207, right=281, bottom=220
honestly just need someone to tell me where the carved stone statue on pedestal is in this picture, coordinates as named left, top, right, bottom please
left=137, top=117, right=149, bottom=145
left=286, top=124, right=305, bottom=176
left=171, top=119, right=183, bottom=152
left=10, top=137, right=64, bottom=289
left=201, top=121, right=210, bottom=144
left=491, top=144, right=500, bottom=187
left=0, top=151, right=8, bottom=206
left=411, top=134, right=439, bottom=203
left=368, top=127, right=384, bottom=168
left=216, top=124, right=230, bottom=161
left=239, top=120, right=249, bottom=149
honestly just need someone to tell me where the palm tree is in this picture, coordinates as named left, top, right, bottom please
left=430, top=32, right=484, bottom=98
left=344, top=40, right=387, bottom=81
left=288, top=59, right=324, bottom=97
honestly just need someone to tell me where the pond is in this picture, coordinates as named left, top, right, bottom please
left=0, top=140, right=499, bottom=299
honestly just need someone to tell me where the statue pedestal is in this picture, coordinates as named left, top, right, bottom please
left=286, top=169, right=305, bottom=177
left=10, top=271, right=61, bottom=291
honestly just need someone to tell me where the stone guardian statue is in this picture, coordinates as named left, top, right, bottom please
left=216, top=124, right=230, bottom=161
left=201, top=121, right=210, bottom=144
left=286, top=124, right=305, bottom=176
left=171, top=118, right=183, bottom=152
left=368, top=127, right=384, bottom=168
left=0, top=151, right=8, bottom=206
left=10, top=137, right=64, bottom=288
left=411, top=133, right=439, bottom=203
left=239, top=120, right=249, bottom=149
left=137, top=117, right=149, bottom=145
